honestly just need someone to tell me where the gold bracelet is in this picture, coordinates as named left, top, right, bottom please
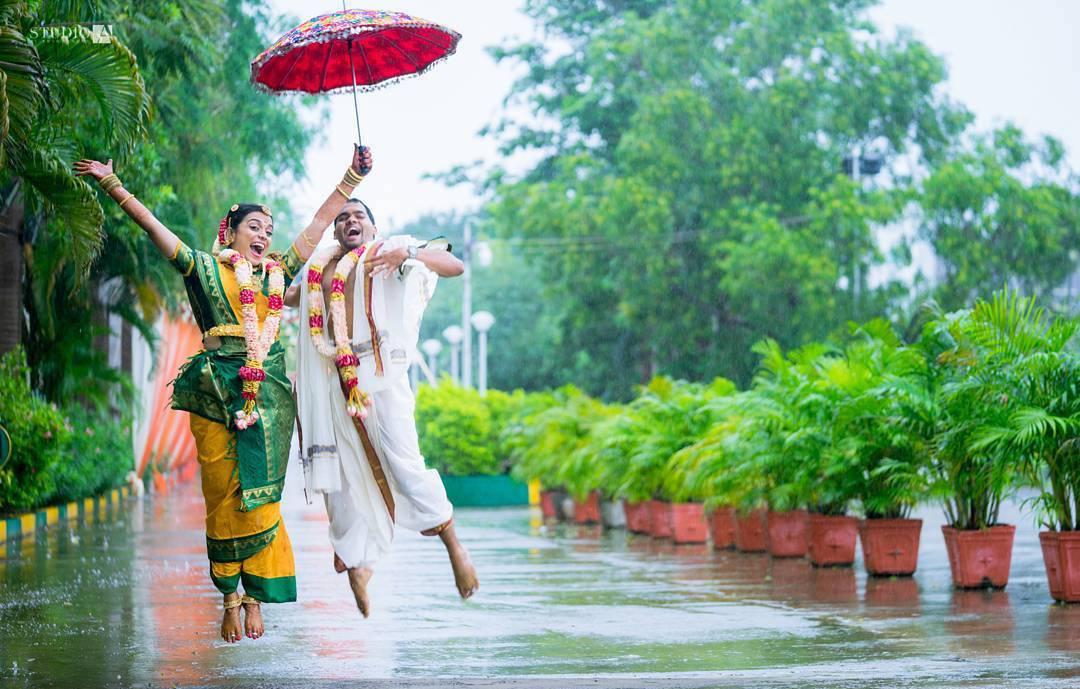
left=301, top=231, right=318, bottom=249
left=334, top=184, right=351, bottom=201
left=343, top=167, right=364, bottom=185
left=118, top=193, right=136, bottom=209
left=99, top=174, right=122, bottom=193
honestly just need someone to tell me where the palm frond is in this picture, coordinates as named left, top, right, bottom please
left=33, top=25, right=149, bottom=152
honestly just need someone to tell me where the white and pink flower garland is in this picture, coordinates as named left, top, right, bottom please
left=306, top=244, right=374, bottom=419
left=217, top=248, right=285, bottom=430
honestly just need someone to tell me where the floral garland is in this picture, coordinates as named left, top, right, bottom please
left=307, top=244, right=373, bottom=419
left=218, top=248, right=285, bottom=430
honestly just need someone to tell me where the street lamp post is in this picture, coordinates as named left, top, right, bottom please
left=470, top=311, right=495, bottom=396
left=442, top=325, right=463, bottom=385
left=460, top=219, right=492, bottom=389
left=421, top=338, right=442, bottom=380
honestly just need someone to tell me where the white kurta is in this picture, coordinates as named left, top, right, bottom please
left=297, top=234, right=453, bottom=570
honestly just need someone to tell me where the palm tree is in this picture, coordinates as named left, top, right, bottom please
left=0, top=0, right=148, bottom=354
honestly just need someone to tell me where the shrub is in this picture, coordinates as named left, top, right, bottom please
left=0, top=349, right=69, bottom=513
left=51, top=405, right=133, bottom=503
left=415, top=378, right=500, bottom=476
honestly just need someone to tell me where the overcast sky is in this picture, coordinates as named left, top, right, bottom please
left=263, top=0, right=1080, bottom=236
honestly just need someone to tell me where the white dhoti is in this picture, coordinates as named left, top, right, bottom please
left=298, top=233, right=453, bottom=570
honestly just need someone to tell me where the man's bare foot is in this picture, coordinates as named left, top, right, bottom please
left=221, top=593, right=242, bottom=643
left=333, top=553, right=347, bottom=573
left=242, top=596, right=264, bottom=639
left=448, top=544, right=479, bottom=599
left=429, top=522, right=479, bottom=599
left=347, top=566, right=374, bottom=618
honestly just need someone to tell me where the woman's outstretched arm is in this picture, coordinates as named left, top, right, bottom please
left=288, top=144, right=373, bottom=263
left=73, top=158, right=182, bottom=258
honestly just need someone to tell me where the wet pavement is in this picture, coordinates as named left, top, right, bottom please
left=2, top=470, right=1079, bottom=688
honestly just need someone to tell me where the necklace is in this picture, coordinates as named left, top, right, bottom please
left=307, top=244, right=372, bottom=419
left=217, top=249, right=285, bottom=430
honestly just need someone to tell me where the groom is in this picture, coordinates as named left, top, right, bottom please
left=288, top=195, right=479, bottom=617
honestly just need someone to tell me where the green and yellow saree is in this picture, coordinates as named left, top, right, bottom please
left=169, top=241, right=304, bottom=603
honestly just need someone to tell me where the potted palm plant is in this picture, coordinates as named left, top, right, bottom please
left=830, top=322, right=932, bottom=576
left=951, top=290, right=1080, bottom=598
left=918, top=293, right=1032, bottom=589
left=507, top=387, right=590, bottom=522
left=749, top=340, right=827, bottom=559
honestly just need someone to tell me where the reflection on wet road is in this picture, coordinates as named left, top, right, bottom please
left=2, top=476, right=1079, bottom=688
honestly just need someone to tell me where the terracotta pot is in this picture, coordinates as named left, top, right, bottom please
left=734, top=508, right=768, bottom=552
left=808, top=514, right=858, bottom=567
left=670, top=502, right=709, bottom=544
left=573, top=491, right=602, bottom=524
left=767, top=509, right=809, bottom=558
left=539, top=490, right=558, bottom=520
left=859, top=518, right=922, bottom=576
left=941, top=525, right=1015, bottom=589
left=624, top=501, right=652, bottom=534
left=648, top=500, right=673, bottom=539
left=1040, top=530, right=1080, bottom=603
left=709, top=506, right=736, bottom=550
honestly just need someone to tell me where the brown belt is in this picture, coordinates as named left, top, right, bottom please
left=337, top=376, right=395, bottom=522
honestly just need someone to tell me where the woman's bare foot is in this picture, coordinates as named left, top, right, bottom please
left=221, top=593, right=242, bottom=643
left=333, top=553, right=347, bottom=573
left=348, top=566, right=374, bottom=617
left=242, top=596, right=264, bottom=639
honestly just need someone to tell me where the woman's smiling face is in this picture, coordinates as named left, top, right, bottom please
left=230, top=211, right=274, bottom=264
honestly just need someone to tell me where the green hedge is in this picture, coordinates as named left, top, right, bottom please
left=415, top=378, right=523, bottom=476
left=0, top=348, right=133, bottom=514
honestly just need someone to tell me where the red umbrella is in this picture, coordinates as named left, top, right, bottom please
left=251, top=7, right=462, bottom=142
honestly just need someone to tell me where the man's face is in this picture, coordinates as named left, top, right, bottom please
left=334, top=202, right=375, bottom=249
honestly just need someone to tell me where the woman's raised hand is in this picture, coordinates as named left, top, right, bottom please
left=352, top=145, right=373, bottom=177
left=72, top=158, right=114, bottom=181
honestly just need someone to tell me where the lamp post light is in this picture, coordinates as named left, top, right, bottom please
left=470, top=310, right=495, bottom=396
left=841, top=147, right=884, bottom=316
left=421, top=338, right=442, bottom=381
left=442, top=325, right=463, bottom=385
left=461, top=219, right=492, bottom=389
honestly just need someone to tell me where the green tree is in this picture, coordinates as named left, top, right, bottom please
left=481, top=0, right=970, bottom=398
left=918, top=124, right=1080, bottom=311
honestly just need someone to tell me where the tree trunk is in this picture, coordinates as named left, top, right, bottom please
left=0, top=195, right=24, bottom=355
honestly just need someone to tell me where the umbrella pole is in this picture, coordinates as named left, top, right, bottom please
left=344, top=2, right=362, bottom=145
left=346, top=37, right=363, bottom=145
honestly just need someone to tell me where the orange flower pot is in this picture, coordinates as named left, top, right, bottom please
left=808, top=514, right=858, bottom=567
left=734, top=508, right=768, bottom=552
left=859, top=518, right=922, bottom=576
left=573, top=491, right=602, bottom=524
left=1040, top=531, right=1080, bottom=602
left=767, top=509, right=809, bottom=558
left=709, top=506, right=736, bottom=550
left=942, top=525, right=1015, bottom=589
left=670, top=502, right=709, bottom=544
left=539, top=490, right=558, bottom=520
left=648, top=500, right=673, bottom=538
left=625, top=501, right=652, bottom=534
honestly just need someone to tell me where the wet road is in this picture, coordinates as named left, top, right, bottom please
left=2, top=472, right=1079, bottom=688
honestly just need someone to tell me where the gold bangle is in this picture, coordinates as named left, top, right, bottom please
left=100, top=175, right=122, bottom=193
left=118, top=193, right=136, bottom=209
left=301, top=231, right=318, bottom=249
left=334, top=184, right=351, bottom=201
left=343, top=167, right=363, bottom=184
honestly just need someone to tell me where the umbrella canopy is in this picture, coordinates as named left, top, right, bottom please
left=251, top=9, right=461, bottom=95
